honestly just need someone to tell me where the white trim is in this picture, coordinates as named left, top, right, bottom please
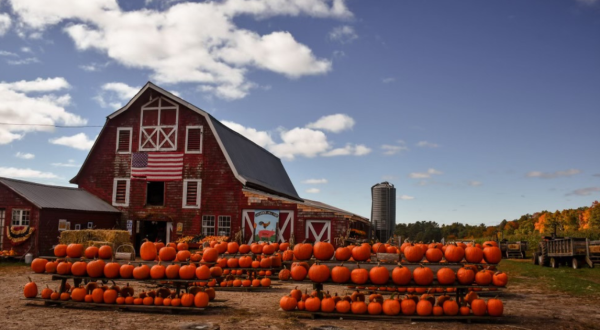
left=116, top=127, right=132, bottom=154
left=11, top=209, right=30, bottom=226
left=0, top=209, right=4, bottom=247
left=112, top=178, right=130, bottom=207
left=139, top=96, right=179, bottom=152
left=182, top=179, right=201, bottom=209
left=305, top=220, right=331, bottom=242
left=241, top=209, right=293, bottom=244
left=202, top=215, right=215, bottom=236
left=278, top=212, right=293, bottom=243
left=185, top=126, right=203, bottom=154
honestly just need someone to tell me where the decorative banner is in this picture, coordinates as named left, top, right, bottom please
left=176, top=222, right=183, bottom=235
left=7, top=226, right=35, bottom=246
left=254, top=210, right=279, bottom=243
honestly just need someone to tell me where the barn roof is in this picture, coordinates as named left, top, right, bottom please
left=302, top=198, right=370, bottom=224
left=0, top=177, right=120, bottom=213
left=70, top=82, right=301, bottom=201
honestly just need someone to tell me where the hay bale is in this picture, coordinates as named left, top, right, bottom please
left=59, top=229, right=131, bottom=248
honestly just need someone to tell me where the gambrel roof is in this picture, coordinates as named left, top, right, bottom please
left=70, top=82, right=301, bottom=201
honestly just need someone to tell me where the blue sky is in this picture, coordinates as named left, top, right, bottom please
left=0, top=0, right=599, bottom=226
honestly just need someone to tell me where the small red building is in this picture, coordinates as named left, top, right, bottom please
left=0, top=177, right=120, bottom=256
left=69, top=82, right=369, bottom=250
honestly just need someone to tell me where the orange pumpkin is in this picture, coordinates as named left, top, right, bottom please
left=304, top=296, right=321, bottom=312
left=457, top=266, right=475, bottom=285
left=202, top=248, right=218, bottom=262
left=92, top=288, right=104, bottom=303
left=404, top=244, right=424, bottom=263
left=444, top=244, right=465, bottom=263
left=54, top=244, right=67, bottom=257
left=307, top=263, right=330, bottom=283
left=436, top=267, right=456, bottom=285
left=320, top=296, right=336, bottom=313
left=133, top=264, right=151, bottom=280
left=66, top=244, right=84, bottom=258
left=98, top=245, right=113, bottom=259
left=401, top=296, right=416, bottom=315
left=56, top=261, right=72, bottom=275
left=23, top=277, right=38, bottom=298
left=140, top=240, right=157, bottom=261
left=150, top=262, right=166, bottom=279
left=181, top=293, right=194, bottom=307
left=334, top=247, right=351, bottom=261
left=103, top=289, right=118, bottom=304
left=119, top=263, right=134, bottom=278
left=227, top=242, right=239, bottom=254
left=331, top=263, right=351, bottom=283
left=179, top=264, right=196, bottom=280
left=443, top=300, right=459, bottom=316
left=465, top=246, right=483, bottom=263
left=290, top=264, right=307, bottom=281
left=483, top=244, right=502, bottom=264
left=194, top=291, right=209, bottom=308
left=425, top=247, right=443, bottom=262
left=104, top=261, right=121, bottom=279
left=31, top=258, right=48, bottom=273
left=350, top=264, right=369, bottom=284
left=493, top=271, right=508, bottom=287
left=177, top=242, right=189, bottom=251
left=239, top=244, right=251, bottom=254
left=475, top=270, right=492, bottom=286
left=313, top=242, right=334, bottom=261
left=84, top=246, right=99, bottom=259
left=335, top=299, right=350, bottom=313
left=416, top=300, right=432, bottom=316
left=71, top=260, right=87, bottom=276
left=158, top=247, right=177, bottom=261
left=471, top=299, right=487, bottom=316
left=382, top=295, right=401, bottom=315
left=487, top=298, right=503, bottom=316
left=41, top=285, right=53, bottom=299
left=166, top=263, right=181, bottom=279
left=351, top=244, right=371, bottom=262
left=176, top=250, right=191, bottom=262
left=369, top=263, right=390, bottom=285
left=413, top=265, right=434, bottom=286
left=293, top=243, right=313, bottom=260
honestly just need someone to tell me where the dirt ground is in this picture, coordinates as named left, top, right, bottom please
left=1, top=264, right=599, bottom=330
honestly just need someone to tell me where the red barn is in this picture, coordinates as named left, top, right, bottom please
left=71, top=82, right=369, bottom=250
left=0, top=177, right=120, bottom=256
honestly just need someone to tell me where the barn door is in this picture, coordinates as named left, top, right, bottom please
left=241, top=210, right=293, bottom=244
left=0, top=209, right=4, bottom=248
left=305, top=220, right=331, bottom=243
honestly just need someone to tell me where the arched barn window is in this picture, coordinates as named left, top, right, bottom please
left=139, top=97, right=178, bottom=151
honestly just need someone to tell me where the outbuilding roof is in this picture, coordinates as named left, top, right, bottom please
left=0, top=177, right=120, bottom=213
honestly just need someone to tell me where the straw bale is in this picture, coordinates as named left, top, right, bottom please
left=59, top=229, right=131, bottom=248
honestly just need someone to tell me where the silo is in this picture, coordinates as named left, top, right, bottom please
left=370, top=181, right=396, bottom=242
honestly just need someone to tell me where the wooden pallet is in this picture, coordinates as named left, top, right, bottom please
left=22, top=297, right=209, bottom=314
left=280, top=309, right=504, bottom=323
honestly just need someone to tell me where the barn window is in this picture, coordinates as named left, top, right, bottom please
left=185, top=126, right=203, bottom=153
left=218, top=216, right=231, bottom=236
left=182, top=179, right=201, bottom=209
left=146, top=181, right=165, bottom=206
left=202, top=215, right=215, bottom=236
left=139, top=97, right=178, bottom=151
left=112, top=178, right=130, bottom=206
left=116, top=127, right=132, bottom=154
left=11, top=209, right=30, bottom=226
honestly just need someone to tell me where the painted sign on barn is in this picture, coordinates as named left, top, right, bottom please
left=254, top=210, right=278, bottom=242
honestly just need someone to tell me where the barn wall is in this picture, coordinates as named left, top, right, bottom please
left=0, top=184, right=40, bottom=255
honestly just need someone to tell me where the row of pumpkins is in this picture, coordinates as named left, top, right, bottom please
left=279, top=288, right=504, bottom=317
left=278, top=262, right=508, bottom=287
left=23, top=277, right=214, bottom=308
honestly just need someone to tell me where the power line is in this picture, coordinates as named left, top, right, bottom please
left=0, top=122, right=103, bottom=128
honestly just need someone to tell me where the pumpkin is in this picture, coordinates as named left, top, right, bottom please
left=71, top=260, right=87, bottom=276
left=351, top=244, right=371, bottom=262
left=493, top=271, right=508, bottom=287
left=475, top=270, right=492, bottom=286
left=465, top=246, right=484, bottom=263
left=195, top=265, right=210, bottom=280
left=237, top=255, right=251, bottom=268
left=133, top=264, right=151, bottom=280
left=331, top=263, right=351, bottom=283
left=280, top=294, right=298, bottom=311
left=416, top=300, right=432, bottom=316
left=60, top=292, right=70, bottom=301
left=92, top=288, right=104, bottom=303
left=335, top=299, right=351, bottom=313
left=293, top=243, right=313, bottom=260
left=444, top=244, right=465, bottom=263
left=225, top=241, right=239, bottom=254
left=45, top=261, right=58, bottom=273
left=50, top=291, right=60, bottom=300
left=471, top=299, right=487, bottom=316
left=457, top=266, right=475, bottom=285
left=116, top=297, right=126, bottom=305
left=23, top=277, right=38, bottom=298
left=260, top=257, right=272, bottom=268
left=54, top=244, right=67, bottom=257
left=483, top=245, right=502, bottom=264
left=443, top=300, right=459, bottom=316
left=41, top=285, right=53, bottom=299
left=150, top=262, right=166, bottom=279
left=350, top=264, right=369, bottom=284
left=104, top=289, right=118, bottom=304
left=382, top=294, right=401, bottom=315
left=404, top=244, right=424, bottom=263
left=104, top=261, right=121, bottom=278
left=464, top=291, right=479, bottom=305
left=460, top=303, right=470, bottom=316
left=154, top=241, right=165, bottom=252
left=304, top=296, right=321, bottom=312
left=142, top=296, right=153, bottom=305
left=425, top=247, right=443, bottom=263
left=436, top=267, right=456, bottom=285
left=487, top=298, right=503, bottom=316
left=176, top=250, right=191, bottom=262
left=202, top=248, right=218, bottom=262
left=401, top=296, right=416, bottom=315
left=313, top=242, right=335, bottom=261
left=133, top=297, right=143, bottom=305
left=392, top=264, right=412, bottom=285
left=290, top=287, right=302, bottom=301
left=194, top=291, right=209, bottom=308
left=179, top=293, right=193, bottom=307
left=262, top=244, right=276, bottom=255
left=369, top=263, right=390, bottom=285
left=66, top=243, right=84, bottom=258
left=179, top=264, right=196, bottom=280
left=176, top=242, right=189, bottom=251
left=98, top=245, right=113, bottom=259
left=282, top=249, right=294, bottom=261
left=209, top=266, right=223, bottom=278
left=140, top=239, right=157, bottom=261
left=368, top=300, right=382, bottom=315
left=334, top=247, right=351, bottom=261
left=290, top=264, right=307, bottom=281
left=261, top=277, right=271, bottom=287
left=120, top=283, right=134, bottom=297
left=84, top=246, right=99, bottom=259
left=119, top=263, right=134, bottom=278
left=278, top=266, right=291, bottom=281
left=238, top=244, right=251, bottom=254
left=56, top=261, right=72, bottom=275
left=307, top=263, right=330, bottom=283
left=158, top=247, right=177, bottom=261
left=321, top=295, right=336, bottom=313
left=351, top=300, right=367, bottom=314
left=413, top=265, right=434, bottom=286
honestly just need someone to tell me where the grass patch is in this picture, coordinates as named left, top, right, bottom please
left=501, top=259, right=600, bottom=297
left=0, top=261, right=28, bottom=268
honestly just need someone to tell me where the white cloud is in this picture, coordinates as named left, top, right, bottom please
left=306, top=114, right=355, bottom=133
left=6, top=57, right=40, bottom=65
left=322, top=144, right=371, bottom=157
left=222, top=120, right=275, bottom=148
left=0, top=50, right=18, bottom=57
left=527, top=169, right=581, bottom=179
left=15, top=152, right=35, bottom=159
left=79, top=62, right=110, bottom=72
left=468, top=181, right=482, bottom=187
left=398, top=195, right=415, bottom=200
left=575, top=0, right=598, bottom=5
left=94, top=82, right=141, bottom=108
left=51, top=159, right=80, bottom=167
left=9, top=0, right=350, bottom=100
left=49, top=133, right=97, bottom=150
left=0, top=167, right=58, bottom=179
left=416, top=141, right=439, bottom=148
left=328, top=25, right=357, bottom=44
left=381, top=141, right=408, bottom=155
left=382, top=77, right=396, bottom=84
left=0, top=77, right=85, bottom=144
left=302, top=178, right=328, bottom=184
left=409, top=168, right=443, bottom=179
left=567, top=187, right=600, bottom=196
left=305, top=188, right=320, bottom=194
left=21, top=47, right=33, bottom=53
left=0, top=13, right=11, bottom=36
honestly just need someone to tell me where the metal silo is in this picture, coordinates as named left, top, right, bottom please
left=371, top=181, right=396, bottom=242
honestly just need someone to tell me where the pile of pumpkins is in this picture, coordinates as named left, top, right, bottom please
left=278, top=261, right=508, bottom=287
left=280, top=241, right=502, bottom=264
left=280, top=288, right=504, bottom=317
left=23, top=277, right=214, bottom=308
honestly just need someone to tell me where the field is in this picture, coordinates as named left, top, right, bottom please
left=1, top=260, right=600, bottom=330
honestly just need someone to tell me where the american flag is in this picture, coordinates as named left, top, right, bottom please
left=131, top=152, right=183, bottom=181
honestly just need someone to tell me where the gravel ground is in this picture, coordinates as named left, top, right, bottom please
left=1, top=264, right=599, bottom=330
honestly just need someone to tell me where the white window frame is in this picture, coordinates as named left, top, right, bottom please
left=185, top=126, right=203, bottom=154
left=182, top=179, right=202, bottom=209
left=139, top=97, right=179, bottom=152
left=11, top=209, right=30, bottom=226
left=112, top=178, right=131, bottom=207
left=202, top=215, right=215, bottom=236
left=0, top=209, right=4, bottom=247
left=116, top=127, right=133, bottom=154
left=218, top=215, right=231, bottom=236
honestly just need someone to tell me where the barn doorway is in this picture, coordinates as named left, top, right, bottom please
left=136, top=220, right=167, bottom=253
